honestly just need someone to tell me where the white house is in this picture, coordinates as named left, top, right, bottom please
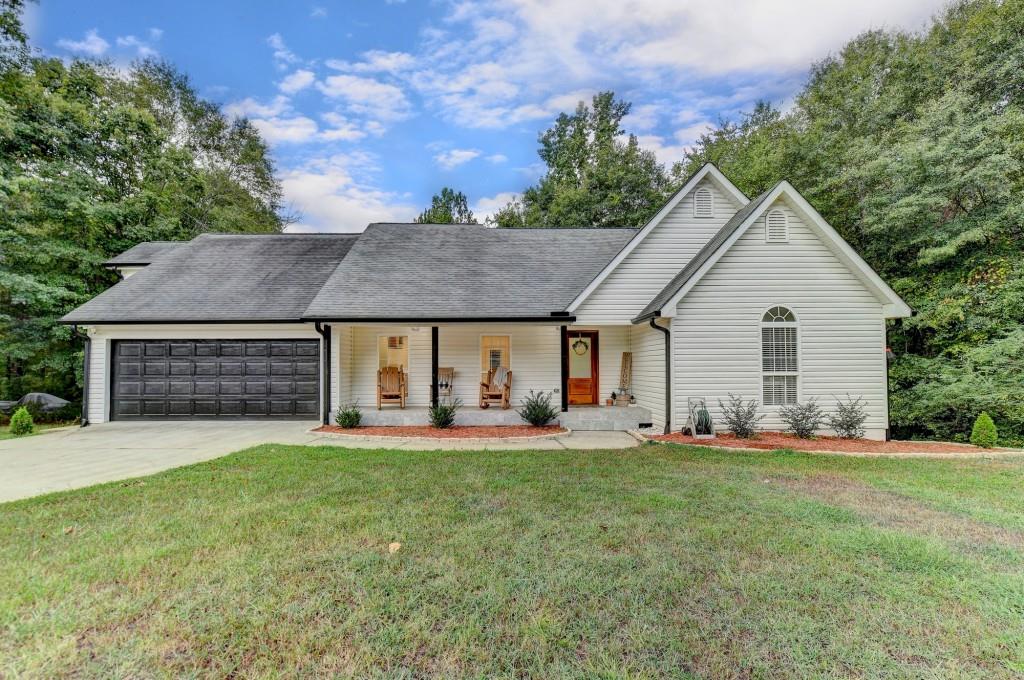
left=62, top=164, right=911, bottom=438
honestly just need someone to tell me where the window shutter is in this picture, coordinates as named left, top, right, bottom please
left=765, top=209, right=788, bottom=242
left=693, top=188, right=713, bottom=218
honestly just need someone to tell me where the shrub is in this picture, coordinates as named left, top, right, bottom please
left=429, top=397, right=461, bottom=429
left=970, top=412, right=998, bottom=448
left=828, top=394, right=868, bottom=439
left=335, top=402, right=361, bottom=428
left=517, top=390, right=559, bottom=426
left=9, top=407, right=34, bottom=436
left=779, top=399, right=824, bottom=439
left=717, top=394, right=764, bottom=438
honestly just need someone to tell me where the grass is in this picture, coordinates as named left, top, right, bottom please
left=0, top=422, right=71, bottom=441
left=1, top=444, right=1023, bottom=678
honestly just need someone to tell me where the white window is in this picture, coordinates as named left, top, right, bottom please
left=693, top=187, right=713, bottom=218
left=765, top=208, right=789, bottom=242
left=378, top=335, right=408, bottom=370
left=761, top=306, right=797, bottom=405
left=480, top=335, right=510, bottom=373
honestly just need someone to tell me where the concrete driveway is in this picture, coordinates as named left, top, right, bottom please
left=0, top=422, right=638, bottom=503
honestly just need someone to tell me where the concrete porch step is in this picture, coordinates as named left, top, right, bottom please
left=358, top=405, right=652, bottom=431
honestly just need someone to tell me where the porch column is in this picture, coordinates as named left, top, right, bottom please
left=430, top=326, right=439, bottom=407
left=560, top=325, right=569, bottom=412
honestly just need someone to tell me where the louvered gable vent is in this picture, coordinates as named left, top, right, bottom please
left=693, top=187, right=713, bottom=218
left=765, top=209, right=788, bottom=242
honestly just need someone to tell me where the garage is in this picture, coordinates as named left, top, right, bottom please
left=110, top=340, right=320, bottom=420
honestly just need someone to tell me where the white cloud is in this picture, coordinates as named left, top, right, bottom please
left=316, top=73, right=411, bottom=120
left=327, top=50, right=417, bottom=74
left=223, top=95, right=290, bottom=119
left=310, top=6, right=328, bottom=18
left=622, top=103, right=662, bottom=132
left=320, top=112, right=366, bottom=141
left=281, top=154, right=417, bottom=232
left=251, top=116, right=319, bottom=144
left=473, top=191, right=519, bottom=223
left=636, top=121, right=715, bottom=166
left=116, top=34, right=158, bottom=58
left=267, top=33, right=299, bottom=68
left=434, top=148, right=481, bottom=170
left=57, top=29, right=109, bottom=56
left=486, top=154, right=508, bottom=164
left=278, top=69, right=316, bottom=94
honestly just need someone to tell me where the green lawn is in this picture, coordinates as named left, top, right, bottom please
left=0, top=422, right=71, bottom=441
left=2, top=444, right=1023, bottom=678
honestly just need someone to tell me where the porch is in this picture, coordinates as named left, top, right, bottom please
left=359, top=404, right=653, bottom=431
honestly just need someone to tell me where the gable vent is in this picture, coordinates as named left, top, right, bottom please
left=765, top=209, right=789, bottom=242
left=693, top=187, right=713, bottom=218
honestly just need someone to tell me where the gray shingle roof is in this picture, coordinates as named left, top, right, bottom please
left=103, top=241, right=185, bottom=266
left=632, top=183, right=781, bottom=322
left=303, top=223, right=638, bottom=320
left=63, top=234, right=360, bottom=324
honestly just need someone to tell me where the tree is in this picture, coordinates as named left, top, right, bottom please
left=0, top=3, right=284, bottom=402
left=415, top=187, right=477, bottom=224
left=492, top=92, right=672, bottom=228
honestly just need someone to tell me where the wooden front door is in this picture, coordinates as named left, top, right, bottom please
left=567, top=331, right=599, bottom=405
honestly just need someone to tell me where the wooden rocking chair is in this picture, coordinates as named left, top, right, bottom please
left=436, top=367, right=455, bottom=399
left=377, top=366, right=406, bottom=409
left=479, top=367, right=512, bottom=409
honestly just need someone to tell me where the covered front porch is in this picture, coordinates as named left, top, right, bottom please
left=325, top=322, right=655, bottom=431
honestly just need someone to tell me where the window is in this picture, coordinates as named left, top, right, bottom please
left=378, top=335, right=408, bottom=370
left=761, top=306, right=797, bottom=405
left=480, top=335, right=510, bottom=373
left=765, top=208, right=788, bottom=242
left=693, top=187, right=713, bottom=218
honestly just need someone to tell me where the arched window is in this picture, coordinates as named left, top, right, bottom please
left=693, top=187, right=713, bottom=218
left=761, top=306, right=798, bottom=405
left=765, top=208, right=789, bottom=242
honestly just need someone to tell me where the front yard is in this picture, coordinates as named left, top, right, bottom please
left=1, top=444, right=1022, bottom=678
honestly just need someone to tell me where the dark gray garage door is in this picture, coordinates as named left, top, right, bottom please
left=110, top=340, right=320, bottom=419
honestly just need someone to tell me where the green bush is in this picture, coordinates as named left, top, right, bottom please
left=970, top=412, right=998, bottom=448
left=828, top=394, right=868, bottom=439
left=429, top=398, right=461, bottom=429
left=517, top=390, right=559, bottom=426
left=717, top=394, right=764, bottom=438
left=9, top=407, right=35, bottom=436
left=779, top=399, right=824, bottom=439
left=335, top=402, right=361, bottom=428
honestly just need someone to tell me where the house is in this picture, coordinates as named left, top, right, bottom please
left=61, top=164, right=911, bottom=438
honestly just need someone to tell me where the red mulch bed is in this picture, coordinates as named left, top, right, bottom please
left=651, top=431, right=996, bottom=454
left=314, top=425, right=567, bottom=439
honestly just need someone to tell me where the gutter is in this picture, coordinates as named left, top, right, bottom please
left=71, top=325, right=90, bottom=427
left=648, top=316, right=671, bottom=434
left=314, top=322, right=331, bottom=425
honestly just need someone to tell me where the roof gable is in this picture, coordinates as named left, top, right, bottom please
left=566, top=163, right=748, bottom=313
left=633, top=182, right=912, bottom=321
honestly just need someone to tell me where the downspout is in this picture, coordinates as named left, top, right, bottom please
left=73, top=326, right=90, bottom=427
left=314, top=322, right=331, bottom=425
left=649, top=316, right=671, bottom=434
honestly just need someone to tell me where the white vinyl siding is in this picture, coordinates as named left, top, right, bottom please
left=84, top=324, right=321, bottom=424
left=574, top=178, right=743, bottom=324
left=629, top=323, right=666, bottom=430
left=672, top=197, right=890, bottom=439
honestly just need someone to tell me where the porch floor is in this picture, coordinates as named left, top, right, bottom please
left=360, top=405, right=652, bottom=431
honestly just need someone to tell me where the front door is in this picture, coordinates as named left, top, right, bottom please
left=567, top=330, right=599, bottom=405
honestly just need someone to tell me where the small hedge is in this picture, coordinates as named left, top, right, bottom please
left=717, top=394, right=764, bottom=438
left=429, top=398, right=461, bottom=429
left=970, top=412, right=998, bottom=448
left=779, top=399, right=824, bottom=439
left=335, top=402, right=361, bottom=429
left=828, top=394, right=868, bottom=439
left=9, top=407, right=35, bottom=436
left=517, top=390, right=559, bottom=427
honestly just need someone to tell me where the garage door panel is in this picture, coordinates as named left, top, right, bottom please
left=111, top=340, right=319, bottom=420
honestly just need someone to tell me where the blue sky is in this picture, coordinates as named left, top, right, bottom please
left=27, top=0, right=945, bottom=231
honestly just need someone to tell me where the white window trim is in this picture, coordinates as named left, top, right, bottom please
left=765, top=208, right=789, bottom=243
left=759, top=306, right=800, bottom=407
left=693, top=187, right=714, bottom=218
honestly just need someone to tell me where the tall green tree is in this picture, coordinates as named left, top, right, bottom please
left=681, top=0, right=1024, bottom=441
left=0, top=3, right=284, bottom=402
left=415, top=187, right=477, bottom=224
left=492, top=92, right=672, bottom=228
